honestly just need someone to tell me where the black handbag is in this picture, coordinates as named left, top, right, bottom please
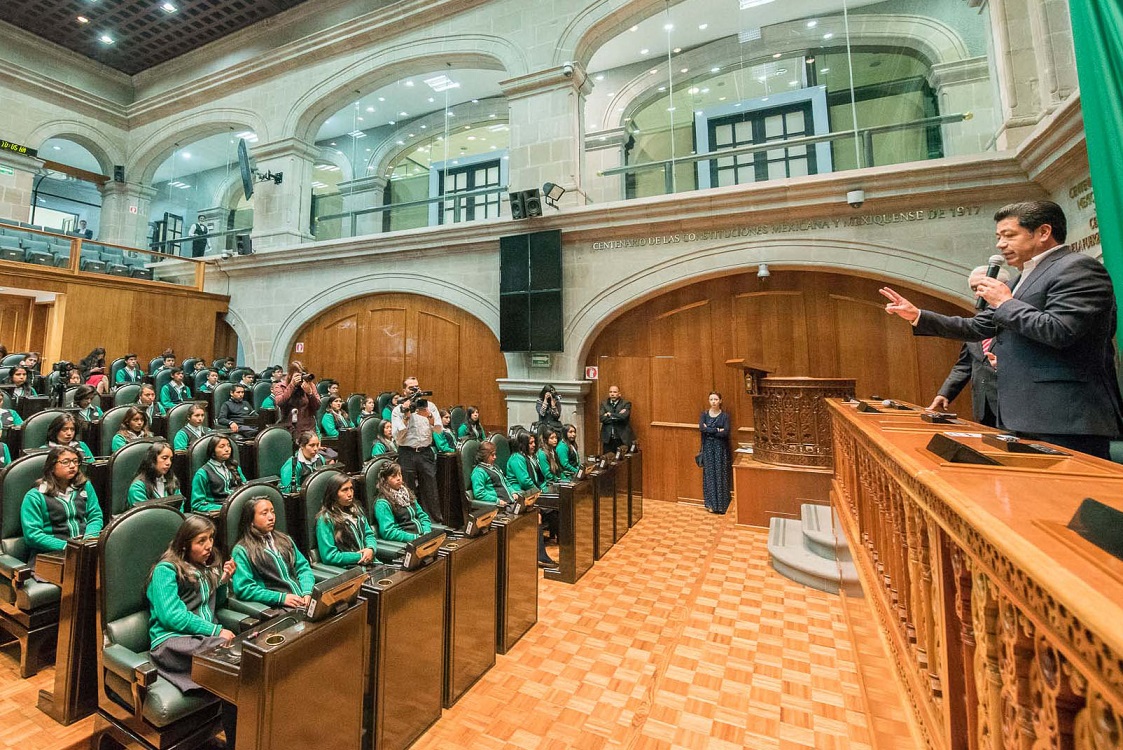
left=694, top=451, right=704, bottom=468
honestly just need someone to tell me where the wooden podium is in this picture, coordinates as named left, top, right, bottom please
left=732, top=374, right=854, bottom=527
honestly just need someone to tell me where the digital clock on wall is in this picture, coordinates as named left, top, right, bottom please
left=0, top=140, right=37, bottom=158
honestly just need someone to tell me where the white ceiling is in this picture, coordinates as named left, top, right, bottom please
left=151, top=130, right=255, bottom=185
left=40, top=138, right=103, bottom=175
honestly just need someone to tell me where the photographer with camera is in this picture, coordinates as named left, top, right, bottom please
left=276, top=362, right=321, bottom=438
left=390, top=376, right=445, bottom=524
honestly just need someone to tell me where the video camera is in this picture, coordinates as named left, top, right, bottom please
left=401, top=388, right=434, bottom=411
left=51, top=360, right=74, bottom=374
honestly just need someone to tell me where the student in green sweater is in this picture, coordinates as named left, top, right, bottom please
left=432, top=410, right=457, bottom=453
left=506, top=431, right=548, bottom=492
left=558, top=423, right=583, bottom=476
left=536, top=428, right=570, bottom=482
left=73, top=385, right=103, bottom=423
left=370, top=419, right=396, bottom=457
left=381, top=394, right=402, bottom=421
left=372, top=462, right=432, bottom=542
left=159, top=367, right=192, bottom=409
left=260, top=382, right=285, bottom=409
left=457, top=406, right=486, bottom=441
left=352, top=396, right=377, bottom=427
left=20, top=446, right=103, bottom=568
left=231, top=495, right=314, bottom=608
left=471, top=441, right=555, bottom=566
left=190, top=435, right=246, bottom=513
left=279, top=431, right=327, bottom=492
left=111, top=406, right=152, bottom=452
left=137, top=383, right=167, bottom=423
left=127, top=441, right=180, bottom=509
left=145, top=514, right=238, bottom=745
left=319, top=396, right=348, bottom=438
left=315, top=472, right=376, bottom=568
left=172, top=404, right=212, bottom=451
left=115, top=353, right=144, bottom=384
left=198, top=370, right=220, bottom=394
left=43, top=414, right=95, bottom=461
left=10, top=366, right=37, bottom=398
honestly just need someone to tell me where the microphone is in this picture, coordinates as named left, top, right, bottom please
left=975, top=254, right=1005, bottom=310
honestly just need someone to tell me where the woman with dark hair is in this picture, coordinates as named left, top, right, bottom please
left=231, top=494, right=314, bottom=608
left=557, top=424, right=582, bottom=475
left=432, top=410, right=457, bottom=453
left=172, top=404, right=212, bottom=451
left=535, top=385, right=563, bottom=434
left=189, top=435, right=245, bottom=513
left=470, top=441, right=520, bottom=508
left=371, top=462, right=431, bottom=542
left=10, top=366, right=37, bottom=398
left=280, top=431, right=327, bottom=492
left=73, top=385, right=102, bottom=422
left=127, top=441, right=180, bottom=508
left=457, top=406, right=486, bottom=441
left=77, top=347, right=105, bottom=376
left=112, top=406, right=152, bottom=452
left=370, top=419, right=396, bottom=457
left=506, top=431, right=548, bottom=493
left=315, top=472, right=377, bottom=567
left=276, top=362, right=321, bottom=437
left=536, top=428, right=570, bottom=481
left=145, top=514, right=237, bottom=745
left=699, top=391, right=732, bottom=514
left=352, top=396, right=377, bottom=427
left=21, top=446, right=102, bottom=567
left=43, top=413, right=94, bottom=461
left=319, top=396, right=348, bottom=438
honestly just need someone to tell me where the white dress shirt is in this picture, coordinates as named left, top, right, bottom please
left=391, top=401, right=443, bottom=448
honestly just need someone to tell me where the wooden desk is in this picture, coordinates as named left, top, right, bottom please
left=436, top=452, right=467, bottom=529
left=492, top=510, right=539, bottom=654
left=438, top=532, right=498, bottom=707
left=625, top=449, right=643, bottom=527
left=541, top=478, right=596, bottom=584
left=829, top=398, right=1123, bottom=750
left=37, top=538, right=99, bottom=725
left=591, top=464, right=616, bottom=560
left=732, top=454, right=832, bottom=528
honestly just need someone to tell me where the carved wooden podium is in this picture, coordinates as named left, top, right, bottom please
left=732, top=373, right=855, bottom=527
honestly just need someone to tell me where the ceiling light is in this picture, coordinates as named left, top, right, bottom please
left=348, top=130, right=366, bottom=138
left=366, top=148, right=371, bottom=152
left=663, top=23, right=673, bottom=31
left=366, top=106, right=374, bottom=112
left=673, top=47, right=681, bottom=53
left=357, top=116, right=364, bottom=121
left=657, top=86, right=666, bottom=92
left=161, top=3, right=176, bottom=13
left=467, top=136, right=476, bottom=141
left=789, top=80, right=798, bottom=86
left=701, top=87, right=709, bottom=93
left=423, top=74, right=459, bottom=92
left=236, top=131, right=257, bottom=142
left=396, top=140, right=405, bottom=145
left=640, top=48, right=649, bottom=55
left=421, top=124, right=428, bottom=128
left=595, top=74, right=605, bottom=81
left=806, top=57, right=815, bottom=64
left=823, top=32, right=834, bottom=39
left=739, top=0, right=776, bottom=8
left=688, top=87, right=699, bottom=94
left=99, top=34, right=114, bottom=44
left=681, top=67, right=688, bottom=73
left=711, top=66, right=720, bottom=73
left=404, top=80, right=414, bottom=87
left=77, top=15, right=89, bottom=23
left=427, top=97, right=434, bottom=103
left=806, top=20, right=818, bottom=28
left=738, top=28, right=761, bottom=43
left=446, top=112, right=455, bottom=117
left=698, top=23, right=708, bottom=30
left=666, top=106, right=676, bottom=111
left=820, top=67, right=830, bottom=73
left=388, top=120, right=395, bottom=125
left=181, top=151, right=190, bottom=159
left=490, top=145, right=497, bottom=150
left=629, top=25, right=638, bottom=32
left=399, top=111, right=407, bottom=116
left=471, top=99, right=478, bottom=104
left=606, top=92, right=616, bottom=97
left=329, top=142, right=336, bottom=146
left=649, top=69, right=658, bottom=75
left=378, top=97, right=385, bottom=101
left=773, top=53, right=782, bottom=59
left=53, top=145, right=61, bottom=150
left=463, top=125, right=470, bottom=130
left=718, top=96, right=726, bottom=101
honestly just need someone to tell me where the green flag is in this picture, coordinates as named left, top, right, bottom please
left=1069, top=0, right=1123, bottom=340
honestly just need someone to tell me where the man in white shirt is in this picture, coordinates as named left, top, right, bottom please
left=390, top=376, right=445, bottom=523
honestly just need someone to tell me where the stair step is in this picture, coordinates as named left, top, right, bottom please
left=768, top=518, right=862, bottom=597
left=800, top=503, right=851, bottom=561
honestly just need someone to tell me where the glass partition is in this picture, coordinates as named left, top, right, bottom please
left=585, top=0, right=999, bottom=200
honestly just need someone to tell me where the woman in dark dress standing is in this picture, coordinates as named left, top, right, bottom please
left=699, top=391, right=731, bottom=514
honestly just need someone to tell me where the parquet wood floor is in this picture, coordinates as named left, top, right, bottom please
left=0, top=501, right=914, bottom=750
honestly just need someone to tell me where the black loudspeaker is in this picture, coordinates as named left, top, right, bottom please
left=500, top=230, right=562, bottom=352
left=113, top=165, right=125, bottom=183
left=235, top=234, right=253, bottom=255
left=509, top=192, right=526, bottom=220
left=508, top=189, right=542, bottom=220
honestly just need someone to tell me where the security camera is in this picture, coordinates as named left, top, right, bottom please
left=757, top=263, right=770, bottom=279
left=220, top=250, right=232, bottom=260
left=562, top=62, right=575, bottom=77
left=846, top=189, right=865, bottom=209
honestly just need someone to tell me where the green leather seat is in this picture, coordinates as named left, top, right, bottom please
left=153, top=369, right=172, bottom=399
left=181, top=358, right=201, bottom=374
left=107, top=438, right=164, bottom=518
left=188, top=434, right=240, bottom=483
left=0, top=452, right=59, bottom=676
left=62, top=385, right=102, bottom=410
left=375, top=391, right=393, bottom=416
left=96, top=504, right=223, bottom=747
left=363, top=457, right=405, bottom=563
left=255, top=426, right=293, bottom=479
left=450, top=406, right=467, bottom=440
left=251, top=381, right=272, bottom=409
left=147, top=357, right=164, bottom=375
left=19, top=409, right=68, bottom=454
left=346, top=393, right=365, bottom=422
left=107, top=357, right=127, bottom=385
left=166, top=401, right=204, bottom=446
left=299, top=467, right=349, bottom=579
left=113, top=383, right=142, bottom=407
left=1, top=389, right=10, bottom=410
left=359, top=414, right=383, bottom=460
left=489, top=433, right=512, bottom=473
left=193, top=369, right=213, bottom=392
left=227, top=367, right=252, bottom=385
left=100, top=405, right=135, bottom=458
left=0, top=353, right=26, bottom=367
left=0, top=366, right=10, bottom=385
left=211, top=383, right=233, bottom=425
left=316, top=380, right=331, bottom=397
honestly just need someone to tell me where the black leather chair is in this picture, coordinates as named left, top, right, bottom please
left=0, top=452, right=58, bottom=677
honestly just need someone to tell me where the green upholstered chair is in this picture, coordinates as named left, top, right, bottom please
left=0, top=353, right=26, bottom=367
left=227, top=367, right=253, bottom=385
left=251, top=380, right=272, bottom=410
left=346, top=393, right=365, bottom=423
left=449, top=406, right=466, bottom=441
left=210, top=383, right=233, bottom=426
left=94, top=505, right=225, bottom=750
left=188, top=434, right=240, bottom=484
left=112, top=383, right=142, bottom=407
left=217, top=483, right=289, bottom=616
left=147, top=357, right=164, bottom=375
left=0, top=366, right=10, bottom=385
left=254, top=426, right=293, bottom=480
left=316, top=380, right=331, bottom=397
left=19, top=409, right=68, bottom=453
left=180, top=358, right=201, bottom=374
left=375, top=391, right=393, bottom=416
left=107, top=438, right=165, bottom=519
left=363, top=457, right=406, bottom=563
left=0, top=452, right=58, bottom=677
left=100, top=405, right=135, bottom=458
left=193, top=369, right=213, bottom=392
left=62, top=385, right=102, bottom=410
left=299, top=467, right=349, bottom=579
left=107, top=357, right=127, bottom=385
left=166, top=401, right=204, bottom=447
left=359, top=415, right=383, bottom=461
left=489, top=433, right=512, bottom=474
left=153, top=369, right=173, bottom=399
left=1, top=389, right=10, bottom=410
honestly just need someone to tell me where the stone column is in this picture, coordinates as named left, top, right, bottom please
left=0, top=150, right=42, bottom=224
left=928, top=57, right=999, bottom=157
left=583, top=127, right=630, bottom=204
left=248, top=137, right=318, bottom=250
left=501, top=64, right=592, bottom=207
left=497, top=378, right=593, bottom=446
left=98, top=181, right=157, bottom=249
left=336, top=175, right=388, bottom=237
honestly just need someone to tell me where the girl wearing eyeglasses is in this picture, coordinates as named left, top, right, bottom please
left=20, top=446, right=103, bottom=568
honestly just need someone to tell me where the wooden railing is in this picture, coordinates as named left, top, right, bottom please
left=829, top=399, right=1123, bottom=750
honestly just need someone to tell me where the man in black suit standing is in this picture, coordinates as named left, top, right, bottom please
left=881, top=200, right=1123, bottom=459
left=599, top=385, right=635, bottom=454
left=928, top=265, right=1011, bottom=427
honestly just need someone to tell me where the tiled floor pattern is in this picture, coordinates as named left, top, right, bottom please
left=0, top=501, right=914, bottom=750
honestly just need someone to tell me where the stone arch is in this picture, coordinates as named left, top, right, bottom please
left=365, top=99, right=509, bottom=178
left=266, top=272, right=501, bottom=366
left=555, top=0, right=679, bottom=70
left=25, top=121, right=124, bottom=176
left=286, top=38, right=529, bottom=144
left=128, top=109, right=269, bottom=184
left=598, top=14, right=972, bottom=131
left=564, top=236, right=973, bottom=379
left=314, top=147, right=355, bottom=184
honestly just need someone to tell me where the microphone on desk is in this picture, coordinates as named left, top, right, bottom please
left=975, top=254, right=1006, bottom=310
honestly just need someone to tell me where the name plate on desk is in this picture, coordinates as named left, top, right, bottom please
left=921, top=412, right=959, bottom=424
left=926, top=433, right=1001, bottom=466
left=1067, top=498, right=1123, bottom=561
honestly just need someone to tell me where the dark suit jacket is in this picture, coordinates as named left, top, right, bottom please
left=915, top=247, right=1123, bottom=437
left=938, top=342, right=999, bottom=425
left=599, top=398, right=635, bottom=445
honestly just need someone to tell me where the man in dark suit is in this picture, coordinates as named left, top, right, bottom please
left=599, top=385, right=635, bottom=453
left=881, top=200, right=1123, bottom=459
left=928, top=266, right=1011, bottom=426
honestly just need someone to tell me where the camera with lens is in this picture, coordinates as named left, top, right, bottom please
left=52, top=360, right=75, bottom=374
left=301, top=371, right=316, bottom=382
left=402, top=388, right=434, bottom=411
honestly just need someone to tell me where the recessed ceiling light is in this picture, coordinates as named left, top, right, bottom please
left=663, top=23, right=673, bottom=31
left=463, top=125, right=470, bottom=130
left=357, top=116, right=364, bottom=121
left=471, top=99, right=478, bottom=104
left=161, top=2, right=177, bottom=13
left=640, top=48, right=649, bottom=55
left=330, top=142, right=336, bottom=146
left=739, top=0, right=776, bottom=8
left=823, top=32, right=834, bottom=39
left=649, top=69, right=658, bottom=75
left=388, top=120, right=395, bottom=125
left=606, top=92, right=615, bottom=97
left=789, top=80, right=798, bottom=86
left=820, top=67, right=830, bottom=73
left=773, top=53, right=782, bottom=59
left=688, top=87, right=699, bottom=94
left=446, top=112, right=454, bottom=117
left=467, top=136, right=476, bottom=141
left=711, top=66, right=720, bottom=73
left=428, top=97, right=435, bottom=103
left=718, top=96, right=726, bottom=101
left=399, top=111, right=407, bottom=116
left=378, top=97, right=385, bottom=102
left=99, top=34, right=114, bottom=44
left=673, top=47, right=681, bottom=53
left=366, top=106, right=374, bottom=112
left=396, top=140, right=405, bottom=145
left=423, top=74, right=459, bottom=92
left=421, top=124, right=428, bottom=128
left=76, top=15, right=89, bottom=23
left=698, top=23, right=708, bottom=30
left=666, top=106, right=675, bottom=111
left=181, top=151, right=190, bottom=159
left=657, top=86, right=666, bottom=91
left=53, top=145, right=61, bottom=150
left=806, top=20, right=818, bottom=28
left=680, top=68, right=688, bottom=73
left=404, top=80, right=414, bottom=87
left=595, top=74, right=605, bottom=81
left=629, top=25, right=638, bottom=32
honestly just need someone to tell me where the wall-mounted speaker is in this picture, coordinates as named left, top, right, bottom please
left=500, top=229, right=562, bottom=352
left=508, top=189, right=543, bottom=220
left=113, top=165, right=125, bottom=183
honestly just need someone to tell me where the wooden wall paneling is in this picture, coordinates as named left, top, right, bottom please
left=364, top=306, right=408, bottom=395
left=29, top=303, right=49, bottom=355
left=413, top=311, right=460, bottom=407
left=301, top=311, right=360, bottom=396
left=0, top=295, right=32, bottom=351
left=214, top=316, right=239, bottom=362
left=831, top=294, right=920, bottom=400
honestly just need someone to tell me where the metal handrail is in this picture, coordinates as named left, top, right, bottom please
left=314, top=185, right=508, bottom=237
